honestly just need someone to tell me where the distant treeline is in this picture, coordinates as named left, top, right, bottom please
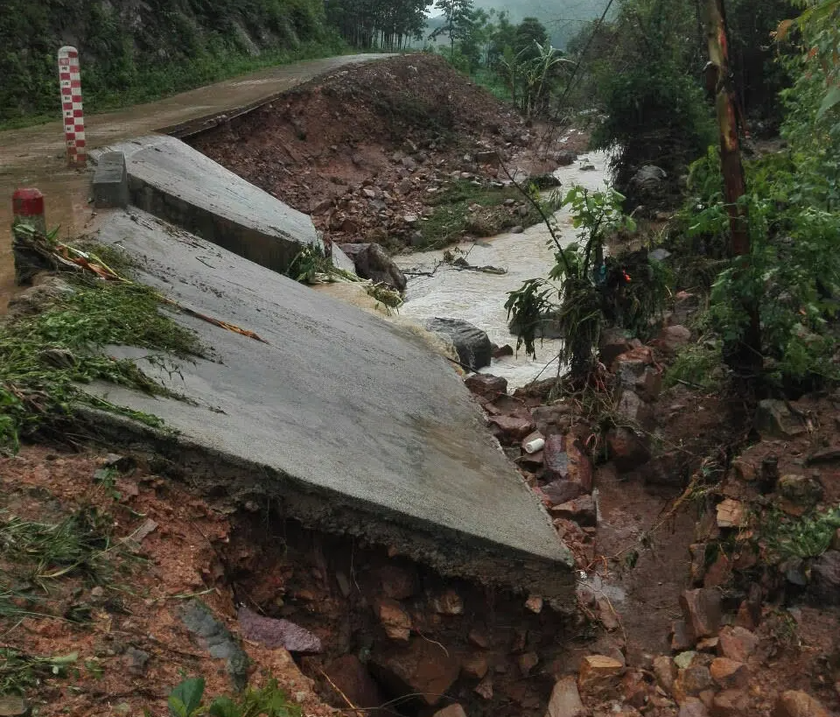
left=325, top=0, right=432, bottom=50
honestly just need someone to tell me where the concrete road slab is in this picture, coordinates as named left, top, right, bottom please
left=94, top=136, right=321, bottom=273
left=88, top=209, right=574, bottom=599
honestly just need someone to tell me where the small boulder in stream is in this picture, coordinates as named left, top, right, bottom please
left=425, top=317, right=492, bottom=371
left=339, top=242, right=407, bottom=292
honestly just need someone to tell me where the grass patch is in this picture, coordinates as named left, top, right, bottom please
left=0, top=509, right=114, bottom=584
left=417, top=180, right=549, bottom=249
left=665, top=340, right=726, bottom=391
left=761, top=505, right=840, bottom=561
left=0, top=505, right=119, bottom=693
left=0, top=251, right=204, bottom=453
left=470, top=68, right=513, bottom=104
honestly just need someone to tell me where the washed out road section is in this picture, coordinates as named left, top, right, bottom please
left=0, top=54, right=385, bottom=312
left=85, top=208, right=575, bottom=599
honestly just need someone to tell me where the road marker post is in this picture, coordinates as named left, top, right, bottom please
left=11, top=188, right=48, bottom=285
left=58, top=46, right=86, bottom=169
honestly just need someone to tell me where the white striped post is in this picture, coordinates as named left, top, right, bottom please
left=57, top=46, right=86, bottom=169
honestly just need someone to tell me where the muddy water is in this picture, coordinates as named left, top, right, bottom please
left=394, top=151, right=612, bottom=388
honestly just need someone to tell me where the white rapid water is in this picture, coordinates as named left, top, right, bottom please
left=394, top=151, right=612, bottom=388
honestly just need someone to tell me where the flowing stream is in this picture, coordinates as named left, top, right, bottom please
left=394, top=151, right=612, bottom=388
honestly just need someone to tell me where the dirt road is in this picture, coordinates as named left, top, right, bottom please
left=0, top=53, right=384, bottom=312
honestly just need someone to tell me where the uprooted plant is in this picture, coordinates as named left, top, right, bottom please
left=285, top=245, right=403, bottom=312
left=505, top=185, right=650, bottom=380
left=1, top=228, right=207, bottom=454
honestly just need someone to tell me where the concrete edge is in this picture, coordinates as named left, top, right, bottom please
left=159, top=90, right=293, bottom=140
left=76, top=406, right=576, bottom=605
left=125, top=172, right=308, bottom=273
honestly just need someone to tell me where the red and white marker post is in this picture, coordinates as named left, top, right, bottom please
left=57, top=46, right=86, bottom=169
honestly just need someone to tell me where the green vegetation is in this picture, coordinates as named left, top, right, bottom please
left=167, top=677, right=301, bottom=717
left=505, top=186, right=661, bottom=379
left=0, top=649, right=79, bottom=696
left=417, top=180, right=548, bottom=249
left=762, top=506, right=840, bottom=560
left=675, top=0, right=840, bottom=390
left=286, top=246, right=403, bottom=311
left=666, top=341, right=726, bottom=391
left=424, top=4, right=576, bottom=118
left=0, top=0, right=347, bottom=127
left=326, top=0, right=431, bottom=50
left=0, top=242, right=203, bottom=454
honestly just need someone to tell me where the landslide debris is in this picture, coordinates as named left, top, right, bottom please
left=190, top=54, right=587, bottom=252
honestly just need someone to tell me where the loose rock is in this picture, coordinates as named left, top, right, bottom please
left=679, top=697, right=710, bottom=717
left=339, top=242, right=407, bottom=292
left=237, top=606, right=322, bottom=654
left=755, top=399, right=806, bottom=440
left=717, top=626, right=759, bottom=663
left=680, top=589, right=722, bottom=640
left=433, top=704, right=467, bottom=717
left=475, top=675, right=493, bottom=699
left=425, top=317, right=492, bottom=371
left=371, top=639, right=460, bottom=706
left=653, top=655, right=677, bottom=694
left=773, top=690, right=831, bottom=717
left=546, top=675, right=586, bottom=717
left=709, top=658, right=749, bottom=689
left=432, top=589, right=464, bottom=615
left=578, top=655, right=624, bottom=695
left=675, top=665, right=713, bottom=701
left=551, top=494, right=597, bottom=527
left=376, top=599, right=412, bottom=642
left=716, top=499, right=745, bottom=529
left=461, top=654, right=489, bottom=680
left=712, top=689, right=750, bottom=717
left=809, top=550, right=840, bottom=605
left=607, top=427, right=651, bottom=473
left=489, top=414, right=537, bottom=441
left=464, top=373, right=508, bottom=399
left=657, top=325, right=692, bottom=352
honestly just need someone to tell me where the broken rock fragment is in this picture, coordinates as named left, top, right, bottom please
left=680, top=589, right=721, bottom=640
left=546, top=675, right=585, bottom=717
left=715, top=498, right=745, bottom=529
left=371, top=638, right=460, bottom=706
left=376, top=599, right=412, bottom=642
left=237, top=606, right=322, bottom=653
left=464, top=373, right=508, bottom=399
left=773, top=690, right=831, bottom=717
left=717, top=626, right=759, bottom=663
left=433, top=704, right=467, bottom=717
left=709, top=658, right=748, bottom=689
left=578, top=655, right=624, bottom=695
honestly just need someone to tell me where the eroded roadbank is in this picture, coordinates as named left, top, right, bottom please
left=0, top=54, right=385, bottom=314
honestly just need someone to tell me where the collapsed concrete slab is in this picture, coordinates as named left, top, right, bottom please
left=86, top=209, right=574, bottom=601
left=92, top=135, right=321, bottom=274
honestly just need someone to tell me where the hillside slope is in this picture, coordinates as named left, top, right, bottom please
left=0, top=0, right=338, bottom=124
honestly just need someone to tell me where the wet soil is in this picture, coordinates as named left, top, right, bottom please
left=190, top=54, right=589, bottom=253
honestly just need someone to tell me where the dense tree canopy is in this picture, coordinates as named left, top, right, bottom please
left=326, top=0, right=432, bottom=50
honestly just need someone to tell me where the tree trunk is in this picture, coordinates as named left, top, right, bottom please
left=707, top=0, right=762, bottom=377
